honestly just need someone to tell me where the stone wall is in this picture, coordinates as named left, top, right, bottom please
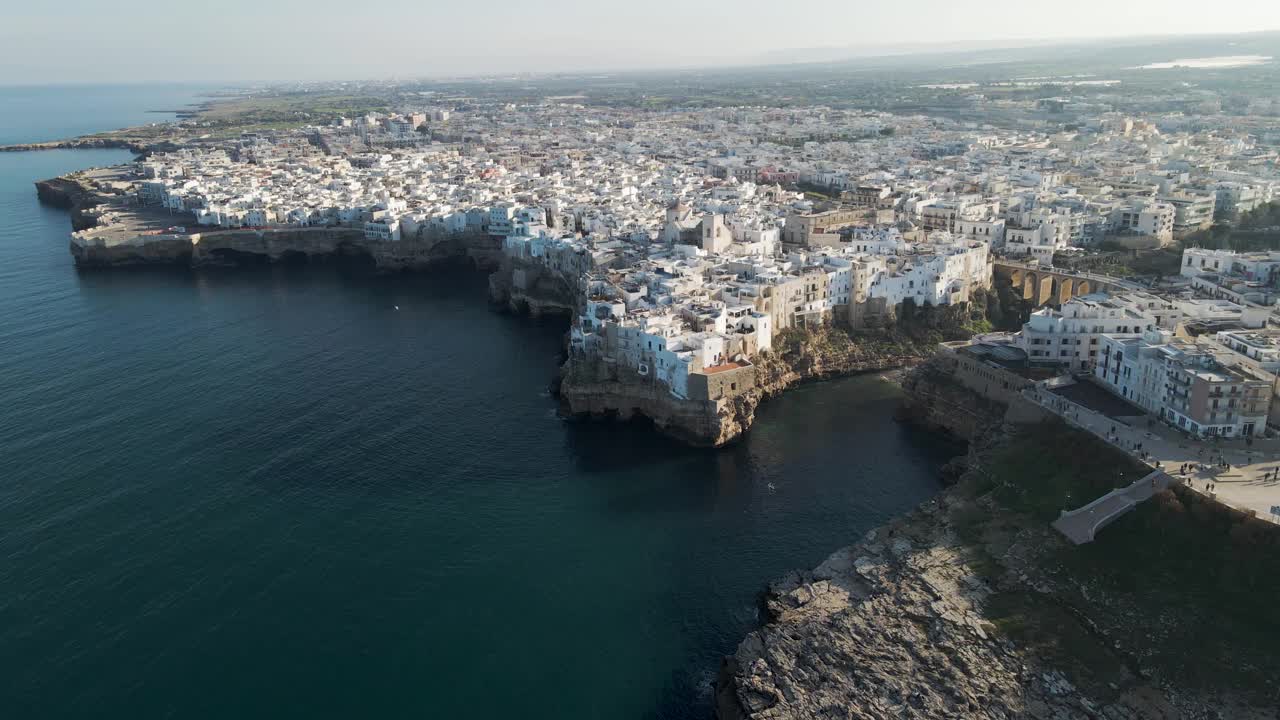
left=688, top=365, right=757, bottom=403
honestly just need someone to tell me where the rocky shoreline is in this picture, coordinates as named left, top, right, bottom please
left=35, top=175, right=106, bottom=232
left=3, top=137, right=151, bottom=154
left=715, top=362, right=1275, bottom=719
left=39, top=166, right=943, bottom=449
left=559, top=331, right=925, bottom=447
left=70, top=225, right=505, bottom=272
left=718, top=495, right=1095, bottom=720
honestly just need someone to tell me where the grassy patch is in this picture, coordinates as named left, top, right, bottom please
left=1054, top=488, right=1280, bottom=696
left=198, top=93, right=389, bottom=121
left=984, top=421, right=1147, bottom=521
left=1080, top=247, right=1184, bottom=279
left=985, top=590, right=1128, bottom=697
left=962, top=423, right=1280, bottom=705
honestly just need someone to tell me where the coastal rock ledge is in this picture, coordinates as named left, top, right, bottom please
left=718, top=497, right=1149, bottom=720
left=559, top=329, right=926, bottom=447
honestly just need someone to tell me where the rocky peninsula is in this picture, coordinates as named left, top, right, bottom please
left=716, top=360, right=1280, bottom=719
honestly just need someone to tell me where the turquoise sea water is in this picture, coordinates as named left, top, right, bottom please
left=0, top=89, right=956, bottom=718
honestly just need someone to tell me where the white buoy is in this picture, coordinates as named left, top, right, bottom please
left=394, top=305, right=400, bottom=310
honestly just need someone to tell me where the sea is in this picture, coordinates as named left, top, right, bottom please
left=0, top=85, right=958, bottom=718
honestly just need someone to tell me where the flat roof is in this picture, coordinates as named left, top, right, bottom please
left=702, top=361, right=751, bottom=375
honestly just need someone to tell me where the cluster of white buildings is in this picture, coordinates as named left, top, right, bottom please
left=124, top=101, right=1280, bottom=409
left=1008, top=245, right=1279, bottom=437
left=562, top=222, right=990, bottom=399
left=1180, top=247, right=1280, bottom=308
left=138, top=103, right=1280, bottom=258
left=1093, top=328, right=1275, bottom=439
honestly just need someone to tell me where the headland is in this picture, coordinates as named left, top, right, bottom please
left=717, top=356, right=1280, bottom=719
left=41, top=164, right=968, bottom=448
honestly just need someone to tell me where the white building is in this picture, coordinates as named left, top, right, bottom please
left=1017, top=292, right=1178, bottom=371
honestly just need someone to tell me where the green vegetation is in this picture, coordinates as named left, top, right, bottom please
left=195, top=93, right=391, bottom=126
left=1182, top=224, right=1280, bottom=253
left=1062, top=487, right=1280, bottom=695
left=1236, top=201, right=1280, bottom=231
left=892, top=291, right=995, bottom=342
left=978, top=420, right=1147, bottom=521
left=989, top=283, right=1033, bottom=331
left=953, top=418, right=1280, bottom=705
left=769, top=291, right=1006, bottom=372
left=1179, top=204, right=1280, bottom=253
left=794, top=181, right=838, bottom=200
left=1062, top=247, right=1183, bottom=281
left=985, top=590, right=1129, bottom=686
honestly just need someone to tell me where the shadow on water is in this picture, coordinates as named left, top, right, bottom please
left=70, top=256, right=510, bottom=303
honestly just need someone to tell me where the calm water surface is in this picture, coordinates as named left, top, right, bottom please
left=0, top=84, right=215, bottom=145
left=0, top=95, right=958, bottom=719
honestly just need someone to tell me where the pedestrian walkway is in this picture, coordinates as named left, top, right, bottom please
left=1052, top=470, right=1175, bottom=544
left=1025, top=383, right=1280, bottom=524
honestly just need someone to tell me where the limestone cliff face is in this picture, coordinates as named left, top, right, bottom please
left=559, top=326, right=926, bottom=448
left=558, top=370, right=745, bottom=447
left=70, top=228, right=504, bottom=272
left=487, top=258, right=579, bottom=317
left=36, top=177, right=102, bottom=231
left=897, top=359, right=1010, bottom=441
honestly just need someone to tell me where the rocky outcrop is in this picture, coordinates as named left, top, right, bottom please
left=754, top=329, right=927, bottom=397
left=718, top=494, right=1141, bottom=720
left=487, top=258, right=579, bottom=317
left=36, top=176, right=104, bottom=231
left=559, top=326, right=928, bottom=447
left=718, top=370, right=1275, bottom=719
left=4, top=137, right=149, bottom=154
left=557, top=372, right=740, bottom=446
left=897, top=358, right=1009, bottom=441
left=70, top=227, right=504, bottom=272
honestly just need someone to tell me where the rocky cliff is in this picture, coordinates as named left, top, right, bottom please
left=557, top=369, right=740, bottom=446
left=559, top=325, right=929, bottom=447
left=36, top=176, right=103, bottom=231
left=70, top=227, right=504, bottom=272
left=717, top=370, right=1274, bottom=719
left=718, top=490, right=1136, bottom=720
left=487, top=257, right=579, bottom=317
left=896, top=358, right=1010, bottom=441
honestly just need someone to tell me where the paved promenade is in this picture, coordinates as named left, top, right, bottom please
left=1026, top=383, right=1280, bottom=524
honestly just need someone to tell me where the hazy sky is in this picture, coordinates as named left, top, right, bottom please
left=3, top=0, right=1279, bottom=84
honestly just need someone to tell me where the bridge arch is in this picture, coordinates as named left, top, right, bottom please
left=1022, top=272, right=1035, bottom=301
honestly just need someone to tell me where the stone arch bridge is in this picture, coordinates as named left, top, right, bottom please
left=993, top=260, right=1132, bottom=307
